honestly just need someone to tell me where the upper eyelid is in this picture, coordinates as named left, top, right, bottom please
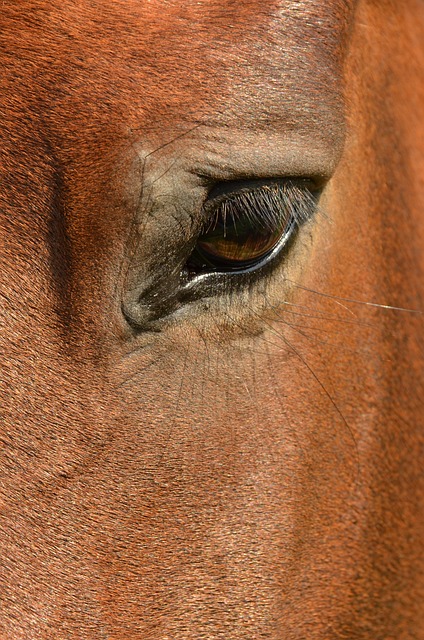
left=202, top=180, right=320, bottom=233
left=206, top=176, right=322, bottom=202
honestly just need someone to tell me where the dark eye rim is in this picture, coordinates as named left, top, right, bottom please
left=181, top=177, right=320, bottom=289
left=186, top=215, right=297, bottom=277
left=178, top=216, right=299, bottom=304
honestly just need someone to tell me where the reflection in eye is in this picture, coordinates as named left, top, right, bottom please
left=185, top=181, right=319, bottom=276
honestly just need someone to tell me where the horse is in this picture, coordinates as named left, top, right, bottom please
left=1, top=0, right=423, bottom=637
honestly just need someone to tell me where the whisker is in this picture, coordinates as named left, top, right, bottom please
left=269, top=304, right=379, bottom=330
left=286, top=280, right=423, bottom=314
left=275, top=317, right=394, bottom=362
left=117, top=352, right=166, bottom=387
left=156, top=343, right=191, bottom=468
left=261, top=338, right=323, bottom=504
left=228, top=308, right=361, bottom=480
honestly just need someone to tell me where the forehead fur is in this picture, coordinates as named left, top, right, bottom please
left=1, top=0, right=356, bottom=129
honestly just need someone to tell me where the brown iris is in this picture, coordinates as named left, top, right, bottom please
left=196, top=215, right=288, bottom=266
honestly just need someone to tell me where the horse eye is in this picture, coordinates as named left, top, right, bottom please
left=185, top=181, right=314, bottom=277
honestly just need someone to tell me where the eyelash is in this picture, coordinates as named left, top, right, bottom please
left=203, top=180, right=319, bottom=236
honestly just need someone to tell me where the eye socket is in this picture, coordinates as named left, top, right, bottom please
left=185, top=180, right=318, bottom=277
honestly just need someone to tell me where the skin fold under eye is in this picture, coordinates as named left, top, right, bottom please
left=184, top=180, right=319, bottom=278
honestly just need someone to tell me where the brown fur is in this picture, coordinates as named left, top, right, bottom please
left=0, top=1, right=423, bottom=637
